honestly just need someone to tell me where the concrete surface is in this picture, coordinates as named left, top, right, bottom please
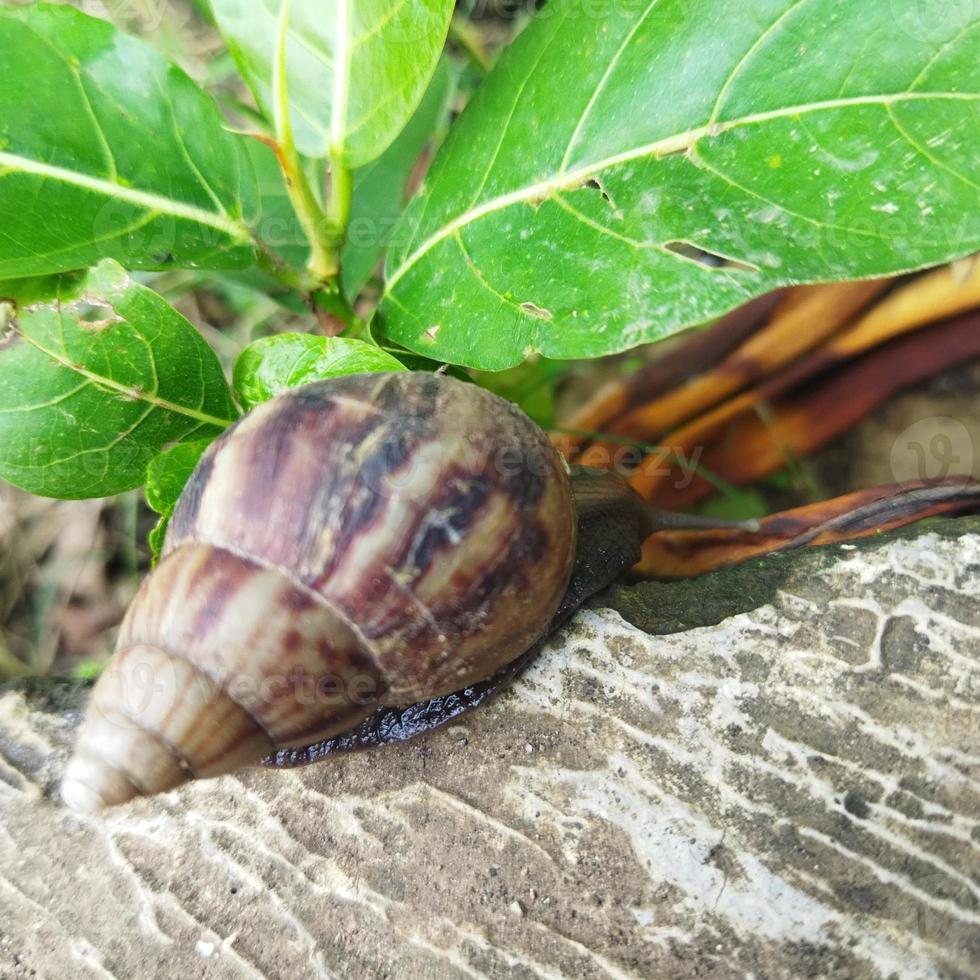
left=1, top=520, right=978, bottom=979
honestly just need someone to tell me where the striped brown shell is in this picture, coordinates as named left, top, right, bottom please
left=61, top=373, right=576, bottom=811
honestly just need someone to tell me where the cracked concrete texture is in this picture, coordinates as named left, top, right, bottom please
left=0, top=519, right=978, bottom=980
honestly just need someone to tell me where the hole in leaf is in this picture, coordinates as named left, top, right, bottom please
left=69, top=300, right=122, bottom=331
left=520, top=301, right=553, bottom=320
left=583, top=177, right=616, bottom=207
left=656, top=145, right=690, bottom=160
left=0, top=301, right=18, bottom=349
left=663, top=241, right=759, bottom=273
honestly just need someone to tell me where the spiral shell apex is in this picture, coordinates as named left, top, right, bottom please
left=62, top=373, right=576, bottom=810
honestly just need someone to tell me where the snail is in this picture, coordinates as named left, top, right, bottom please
left=61, top=372, right=739, bottom=812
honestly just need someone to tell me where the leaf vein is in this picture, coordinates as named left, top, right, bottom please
left=453, top=231, right=535, bottom=321
left=690, top=146, right=897, bottom=243
left=466, top=12, right=568, bottom=213
left=551, top=192, right=652, bottom=249
left=909, top=17, right=980, bottom=90
left=708, top=0, right=814, bottom=125
left=0, top=152, right=250, bottom=241
left=885, top=105, right=980, bottom=193
left=15, top=328, right=235, bottom=430
left=351, top=0, right=412, bottom=51
left=0, top=380, right=91, bottom=416
left=158, top=75, right=232, bottom=219
left=330, top=0, right=351, bottom=153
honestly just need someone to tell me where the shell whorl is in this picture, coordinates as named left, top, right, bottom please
left=61, top=543, right=384, bottom=811
left=62, top=373, right=575, bottom=810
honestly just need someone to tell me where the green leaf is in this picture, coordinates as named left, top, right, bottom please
left=343, top=58, right=455, bottom=297
left=211, top=0, right=454, bottom=167
left=0, top=260, right=238, bottom=499
left=380, top=0, right=980, bottom=370
left=145, top=440, right=213, bottom=517
left=0, top=4, right=258, bottom=278
left=146, top=439, right=213, bottom=562
left=233, top=333, right=405, bottom=409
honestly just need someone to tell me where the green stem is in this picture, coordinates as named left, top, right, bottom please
left=273, top=0, right=341, bottom=284
left=280, top=148, right=341, bottom=281
left=253, top=236, right=314, bottom=292
left=326, top=150, right=353, bottom=245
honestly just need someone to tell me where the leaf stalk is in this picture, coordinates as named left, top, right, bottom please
left=272, top=0, right=343, bottom=284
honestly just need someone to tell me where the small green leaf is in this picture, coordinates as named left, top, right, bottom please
left=0, top=4, right=258, bottom=278
left=73, top=660, right=106, bottom=681
left=145, top=440, right=213, bottom=517
left=233, top=333, right=406, bottom=409
left=381, top=0, right=980, bottom=369
left=211, top=0, right=454, bottom=167
left=0, top=260, right=238, bottom=499
left=343, top=58, right=455, bottom=297
left=146, top=439, right=213, bottom=562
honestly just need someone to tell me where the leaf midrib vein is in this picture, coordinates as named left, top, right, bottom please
left=330, top=0, right=351, bottom=153
left=0, top=151, right=251, bottom=240
left=384, top=90, right=978, bottom=294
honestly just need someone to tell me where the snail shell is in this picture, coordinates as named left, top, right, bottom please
left=62, top=373, right=575, bottom=811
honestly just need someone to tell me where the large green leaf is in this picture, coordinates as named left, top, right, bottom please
left=380, top=0, right=980, bottom=370
left=0, top=261, right=238, bottom=499
left=0, top=4, right=258, bottom=279
left=210, top=0, right=454, bottom=167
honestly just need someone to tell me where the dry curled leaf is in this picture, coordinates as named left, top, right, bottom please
left=637, top=478, right=980, bottom=578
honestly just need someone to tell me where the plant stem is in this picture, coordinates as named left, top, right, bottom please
left=272, top=0, right=341, bottom=284
left=326, top=150, right=353, bottom=245
left=282, top=147, right=341, bottom=281
left=252, top=238, right=358, bottom=327
left=252, top=232, right=314, bottom=292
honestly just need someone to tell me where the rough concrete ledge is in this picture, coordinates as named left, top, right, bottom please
left=1, top=520, right=978, bottom=979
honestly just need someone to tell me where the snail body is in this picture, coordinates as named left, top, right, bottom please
left=64, top=373, right=651, bottom=811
